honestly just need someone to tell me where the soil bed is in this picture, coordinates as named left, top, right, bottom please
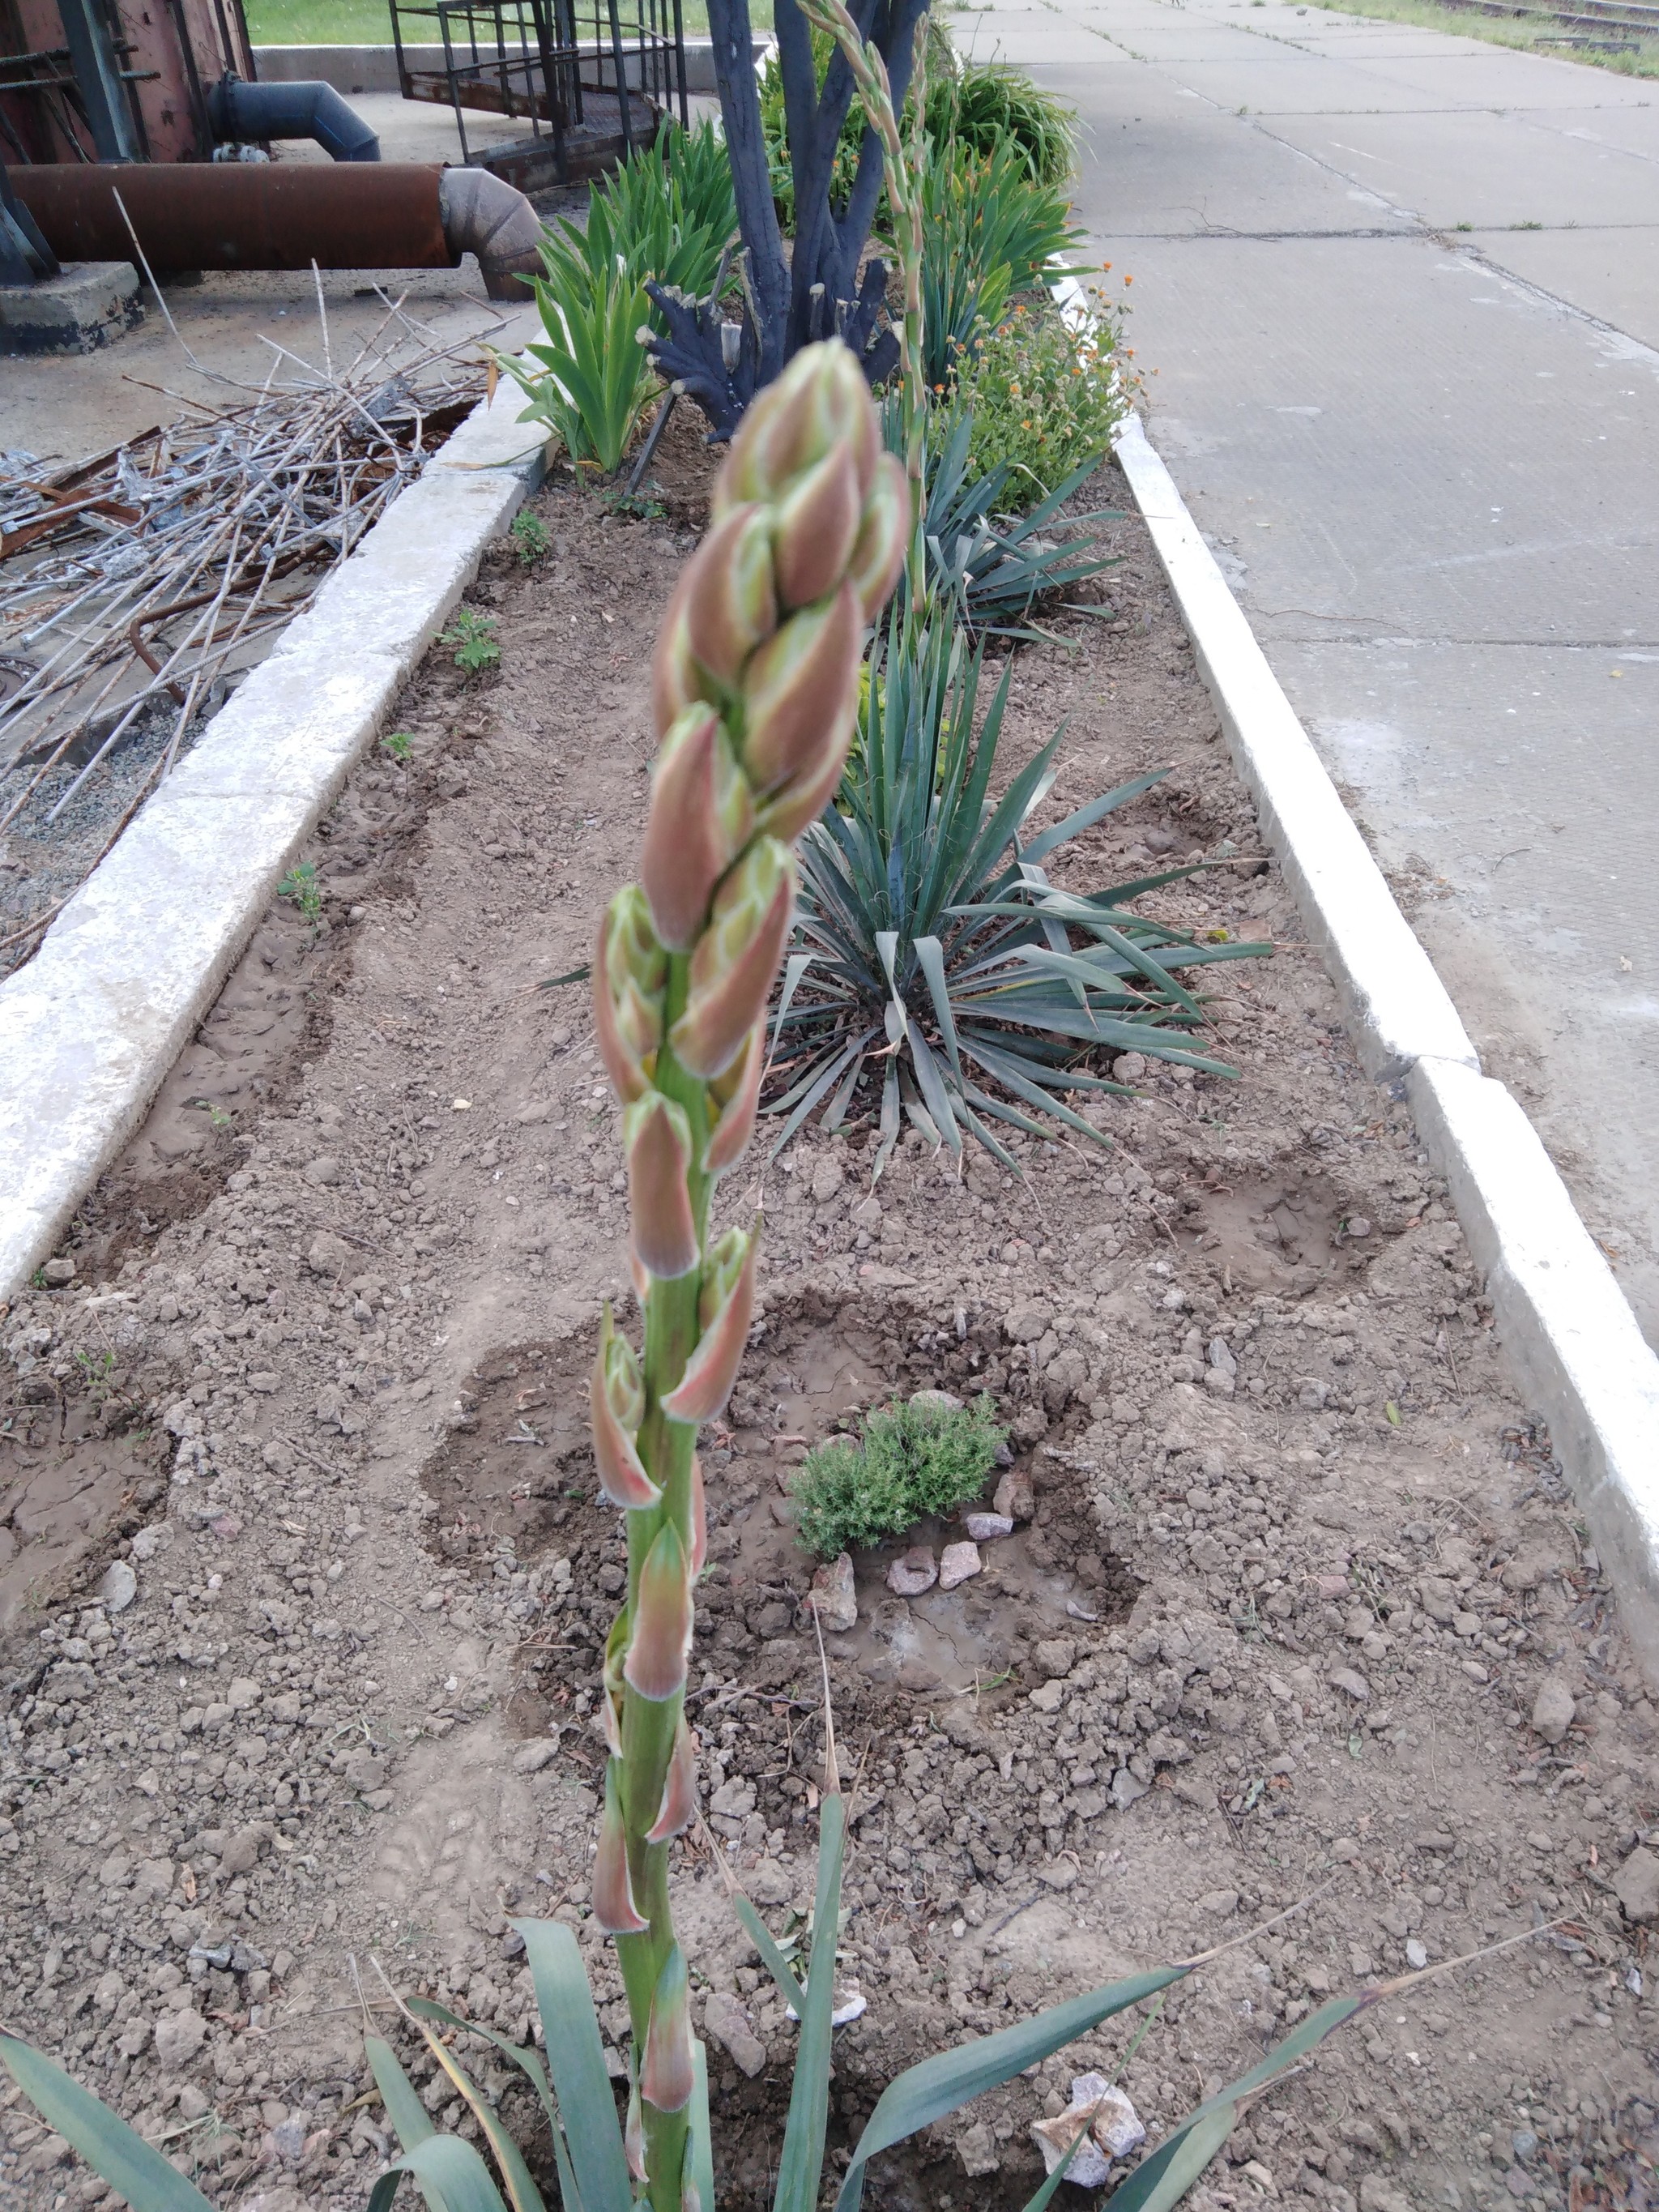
left=1, top=450, right=1656, bottom=2212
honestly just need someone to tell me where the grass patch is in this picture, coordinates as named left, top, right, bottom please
left=791, top=1395, right=1006, bottom=1560
left=1302, top=0, right=1659, bottom=80
left=245, top=0, right=770, bottom=41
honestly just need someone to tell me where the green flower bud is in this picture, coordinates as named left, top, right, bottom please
left=681, top=502, right=778, bottom=686
left=642, top=705, right=756, bottom=953
left=663, top=1224, right=757, bottom=1424
left=591, top=1304, right=660, bottom=1509
left=594, top=1757, right=648, bottom=1933
left=623, top=1518, right=693, bottom=1702
left=740, top=585, right=861, bottom=799
left=771, top=443, right=863, bottom=613
left=640, top=1943, right=695, bottom=2115
left=847, top=450, right=911, bottom=624
left=594, top=887, right=667, bottom=1103
left=624, top=1093, right=700, bottom=1281
left=714, top=341, right=877, bottom=519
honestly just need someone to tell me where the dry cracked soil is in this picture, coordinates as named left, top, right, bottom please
left=2, top=438, right=1656, bottom=2212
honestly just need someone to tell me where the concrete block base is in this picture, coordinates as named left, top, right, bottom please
left=0, top=261, right=142, bottom=356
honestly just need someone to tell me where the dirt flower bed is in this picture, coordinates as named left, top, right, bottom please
left=2, top=455, right=1657, bottom=2211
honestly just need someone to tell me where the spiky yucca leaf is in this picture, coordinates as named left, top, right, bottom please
left=769, top=603, right=1269, bottom=1169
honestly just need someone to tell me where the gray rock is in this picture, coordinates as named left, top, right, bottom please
left=98, top=1560, right=138, bottom=1614
left=220, top=1822, right=271, bottom=1875
left=993, top=1468, right=1034, bottom=1522
left=1531, top=1676, right=1576, bottom=1746
left=704, top=1989, right=767, bottom=2078
left=512, top=1740, right=557, bottom=1774
left=937, top=1540, right=981, bottom=1592
left=886, top=1547, right=937, bottom=1598
left=1405, top=1938, right=1428, bottom=1970
left=1328, top=1668, right=1370, bottom=1703
left=42, top=1257, right=76, bottom=1287
left=1003, top=1303, right=1052, bottom=1345
left=851, top=1195, right=883, bottom=1230
left=963, top=1511, right=1013, bottom=1544
left=1110, top=1768, right=1149, bottom=1811
left=809, top=1156, right=845, bottom=1205
left=909, top=1387, right=962, bottom=1413
left=130, top=1524, right=173, bottom=1561
left=303, top=1155, right=342, bottom=1188
left=151, top=2007, right=208, bottom=2068
left=749, top=1859, right=792, bottom=1907
left=305, top=1231, right=352, bottom=1276
left=956, top=2120, right=1000, bottom=2178
left=1612, top=1846, right=1659, bottom=1925
left=1033, top=1638, right=1077, bottom=1681
left=808, top=1552, right=857, bottom=1633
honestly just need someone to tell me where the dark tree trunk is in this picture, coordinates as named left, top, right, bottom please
left=644, top=0, right=930, bottom=440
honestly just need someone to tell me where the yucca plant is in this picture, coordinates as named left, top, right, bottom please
left=769, top=601, right=1269, bottom=1170
left=889, top=403, right=1117, bottom=637
left=0, top=344, right=1375, bottom=2212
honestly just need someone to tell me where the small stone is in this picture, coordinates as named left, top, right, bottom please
left=1033, top=1638, right=1077, bottom=1680
left=1036, top=1859, right=1077, bottom=1891
left=1003, top=1302, right=1052, bottom=1344
left=1196, top=1888, right=1239, bottom=1917
left=963, top=1511, right=1013, bottom=1544
left=152, top=2007, right=208, bottom=2068
left=704, top=1989, right=766, bottom=2078
left=1029, top=1680, right=1064, bottom=1714
left=130, top=1524, right=172, bottom=1561
left=1329, top=1668, right=1370, bottom=1703
left=262, top=1437, right=296, bottom=1475
left=1530, top=1676, right=1576, bottom=1745
left=886, top=1547, right=937, bottom=1598
left=1611, top=1846, right=1659, bottom=1924
left=1405, top=1938, right=1428, bottom=1969
left=42, top=1257, right=76, bottom=1287
left=98, top=1560, right=138, bottom=1614
left=305, top=1232, right=352, bottom=1277
left=808, top=1552, right=857, bottom=1633
left=993, top=1468, right=1035, bottom=1522
left=512, top=1740, right=557, bottom=1774
left=937, top=1540, right=981, bottom=1591
left=1111, top=1052, right=1147, bottom=1084
left=1330, top=1837, right=1362, bottom=1864
left=909, top=1387, right=962, bottom=1413
left=809, top=1156, right=845, bottom=1205
left=246, top=1371, right=279, bottom=1394
left=957, top=2120, right=1000, bottom=2178
left=1111, top=1767, right=1149, bottom=1811
left=225, top=1677, right=260, bottom=1710
left=220, top=1823, right=271, bottom=1875
left=851, top=1195, right=883, bottom=1230
left=1346, top=1216, right=1371, bottom=1239
left=749, top=1859, right=792, bottom=1906
left=1358, top=2179, right=1412, bottom=2212
left=177, top=2085, right=211, bottom=2121
left=303, top=1155, right=342, bottom=1188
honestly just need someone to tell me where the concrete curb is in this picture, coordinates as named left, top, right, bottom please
left=0, top=374, right=548, bottom=1305
left=1071, top=324, right=1659, bottom=1674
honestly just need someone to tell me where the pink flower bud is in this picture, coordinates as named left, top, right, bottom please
left=688, top=1450, right=707, bottom=1578
left=645, top=1717, right=699, bottom=1843
left=641, top=705, right=756, bottom=952
left=652, top=566, right=706, bottom=739
left=752, top=723, right=852, bottom=845
left=670, top=840, right=795, bottom=1080
left=594, top=888, right=666, bottom=1104
left=591, top=1304, right=661, bottom=1510
left=715, top=342, right=877, bottom=518
left=773, top=445, right=863, bottom=612
left=663, top=1225, right=757, bottom=1424
left=594, top=1757, right=649, bottom=1933
left=847, top=451, right=911, bottom=625
left=640, top=1943, right=696, bottom=2115
left=705, top=1021, right=764, bottom=1176
left=623, top=1519, right=693, bottom=1702
left=682, top=503, right=778, bottom=687
left=624, top=1093, right=700, bottom=1281
left=741, top=585, right=861, bottom=798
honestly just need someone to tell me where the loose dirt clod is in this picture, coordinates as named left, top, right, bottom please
left=1, top=459, right=1656, bottom=2208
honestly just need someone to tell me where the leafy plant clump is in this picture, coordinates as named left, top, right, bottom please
left=792, top=1394, right=1006, bottom=1558
left=919, top=137, right=1085, bottom=390
left=276, top=860, right=321, bottom=920
left=928, top=58, right=1077, bottom=186
left=510, top=508, right=552, bottom=564
left=961, top=293, right=1135, bottom=508
left=770, top=604, right=1269, bottom=1170
left=442, top=607, right=500, bottom=675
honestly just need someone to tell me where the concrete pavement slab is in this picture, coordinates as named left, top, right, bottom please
left=1362, top=47, right=1659, bottom=105
left=1145, top=53, right=1507, bottom=110
left=1259, top=108, right=1658, bottom=227
left=1471, top=226, right=1659, bottom=349
left=1512, top=105, right=1659, bottom=162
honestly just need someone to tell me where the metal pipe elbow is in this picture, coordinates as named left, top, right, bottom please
left=437, top=167, right=543, bottom=302
left=208, top=75, right=381, bottom=163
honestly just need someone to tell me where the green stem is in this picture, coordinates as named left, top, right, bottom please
left=615, top=950, right=712, bottom=2212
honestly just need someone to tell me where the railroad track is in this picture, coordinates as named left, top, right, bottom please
left=1422, top=0, right=1659, bottom=41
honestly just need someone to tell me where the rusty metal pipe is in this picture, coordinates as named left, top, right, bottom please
left=10, top=162, right=542, bottom=300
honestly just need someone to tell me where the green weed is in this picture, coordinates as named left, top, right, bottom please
left=510, top=509, right=552, bottom=564
left=277, top=862, right=322, bottom=922
left=382, top=730, right=414, bottom=764
left=442, top=609, right=501, bottom=677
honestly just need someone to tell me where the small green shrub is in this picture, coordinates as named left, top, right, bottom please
left=510, top=509, right=552, bottom=564
left=382, top=728, right=413, bottom=763
left=791, top=1394, right=1005, bottom=1558
left=960, top=294, right=1134, bottom=506
left=277, top=860, right=321, bottom=921
left=443, top=608, right=500, bottom=675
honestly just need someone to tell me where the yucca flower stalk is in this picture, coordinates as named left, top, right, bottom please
left=589, top=339, right=908, bottom=2212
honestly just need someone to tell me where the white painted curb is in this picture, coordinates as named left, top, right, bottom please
left=1073, top=338, right=1659, bottom=1676
left=0, top=365, right=549, bottom=1305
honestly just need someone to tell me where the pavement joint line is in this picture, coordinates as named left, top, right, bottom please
left=1052, top=263, right=1659, bottom=1679
left=0, top=366, right=549, bottom=1309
